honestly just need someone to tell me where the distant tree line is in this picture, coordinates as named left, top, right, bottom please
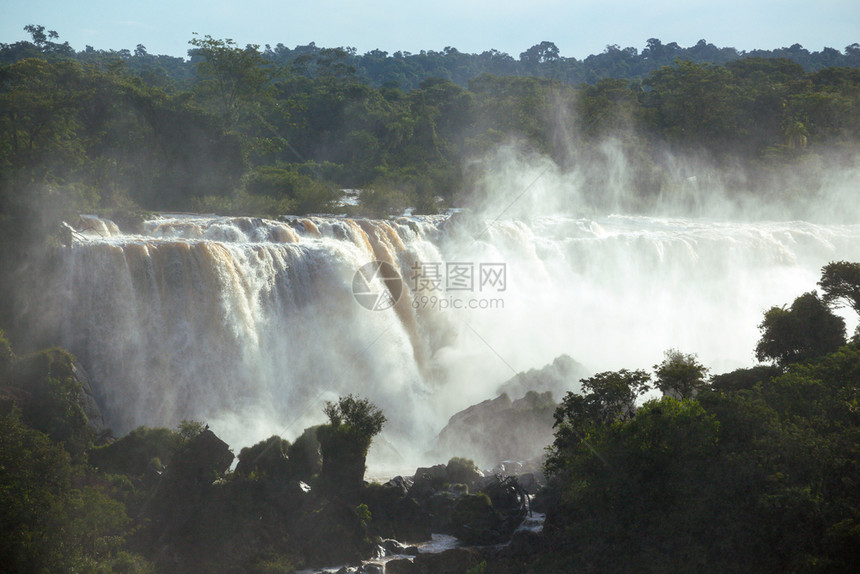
left=2, top=28, right=858, bottom=222
left=3, top=27, right=859, bottom=90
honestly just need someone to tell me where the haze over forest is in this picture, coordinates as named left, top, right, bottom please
left=1, top=26, right=859, bottom=227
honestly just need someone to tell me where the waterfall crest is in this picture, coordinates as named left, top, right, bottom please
left=51, top=213, right=860, bottom=457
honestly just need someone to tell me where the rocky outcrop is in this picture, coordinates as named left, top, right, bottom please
left=431, top=355, right=588, bottom=468
left=163, top=429, right=234, bottom=484
left=363, top=477, right=433, bottom=542
left=433, top=390, right=558, bottom=467
left=496, top=354, right=588, bottom=400
left=143, top=426, right=378, bottom=572
left=70, top=360, right=106, bottom=433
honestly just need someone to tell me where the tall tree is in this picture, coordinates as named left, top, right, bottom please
left=819, top=261, right=860, bottom=315
left=188, top=34, right=271, bottom=130
left=653, top=349, right=709, bottom=399
left=756, top=292, right=846, bottom=366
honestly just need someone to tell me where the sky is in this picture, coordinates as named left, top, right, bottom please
left=2, top=0, right=858, bottom=60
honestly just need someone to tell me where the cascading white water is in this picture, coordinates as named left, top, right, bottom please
left=51, top=212, right=860, bottom=462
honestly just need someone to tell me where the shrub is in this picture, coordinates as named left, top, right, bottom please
left=235, top=435, right=291, bottom=479
left=447, top=457, right=480, bottom=485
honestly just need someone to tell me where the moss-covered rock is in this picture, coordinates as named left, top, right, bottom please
left=90, top=426, right=184, bottom=479
left=287, top=425, right=323, bottom=480
left=450, top=493, right=505, bottom=545
left=446, top=456, right=481, bottom=485
left=235, top=435, right=291, bottom=480
left=317, top=423, right=372, bottom=496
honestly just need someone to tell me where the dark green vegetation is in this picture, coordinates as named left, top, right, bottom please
left=0, top=368, right=391, bottom=572
left=1, top=27, right=859, bottom=232
left=0, top=355, right=530, bottom=573
left=0, top=340, right=155, bottom=572
left=4, top=29, right=859, bottom=89
left=318, top=394, right=387, bottom=494
left=489, top=263, right=860, bottom=574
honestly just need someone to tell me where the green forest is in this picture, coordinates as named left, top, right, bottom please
left=2, top=25, right=860, bottom=573
left=2, top=26, right=859, bottom=229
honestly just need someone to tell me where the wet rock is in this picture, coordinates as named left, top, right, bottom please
left=381, top=539, right=419, bottom=556
left=165, top=429, right=234, bottom=484
left=383, top=475, right=412, bottom=496
left=493, top=460, right=524, bottom=476
left=449, top=493, right=505, bottom=545
left=433, top=391, right=557, bottom=468
left=363, top=484, right=431, bottom=542
left=414, top=464, right=448, bottom=483
left=517, top=472, right=538, bottom=494
left=409, top=464, right=448, bottom=498
left=384, top=558, right=415, bottom=574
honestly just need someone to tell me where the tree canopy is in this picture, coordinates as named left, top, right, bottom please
left=537, top=264, right=860, bottom=574
left=755, top=292, right=847, bottom=366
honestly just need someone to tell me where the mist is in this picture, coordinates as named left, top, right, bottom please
left=16, top=53, right=860, bottom=471
left=40, top=136, right=860, bottom=471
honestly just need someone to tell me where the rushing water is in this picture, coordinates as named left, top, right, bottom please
left=49, top=212, right=860, bottom=459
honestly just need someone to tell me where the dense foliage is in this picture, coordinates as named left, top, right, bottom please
left=533, top=265, right=860, bottom=573
left=318, top=394, right=387, bottom=494
left=1, top=26, right=859, bottom=243
left=0, top=354, right=387, bottom=572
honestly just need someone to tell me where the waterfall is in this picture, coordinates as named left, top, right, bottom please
left=50, top=213, right=860, bottom=458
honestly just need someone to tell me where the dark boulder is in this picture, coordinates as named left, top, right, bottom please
left=362, top=483, right=431, bottom=542
left=449, top=493, right=505, bottom=545
left=165, top=429, right=234, bottom=484
left=383, top=475, right=412, bottom=496
left=234, top=435, right=291, bottom=479
left=299, top=499, right=372, bottom=566
left=433, top=390, right=557, bottom=468
left=380, top=539, right=419, bottom=556
left=408, top=464, right=448, bottom=498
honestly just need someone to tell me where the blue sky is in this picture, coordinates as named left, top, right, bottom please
left=3, top=0, right=858, bottom=59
